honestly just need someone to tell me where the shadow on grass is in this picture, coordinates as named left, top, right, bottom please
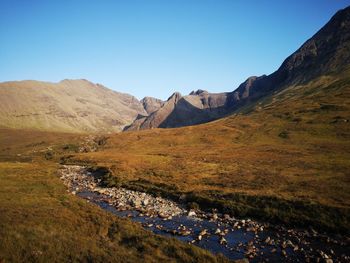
left=126, top=179, right=350, bottom=234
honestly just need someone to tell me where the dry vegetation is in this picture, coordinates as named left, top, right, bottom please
left=0, top=79, right=146, bottom=133
left=0, top=68, right=349, bottom=262
left=0, top=129, right=227, bottom=262
left=71, top=69, right=350, bottom=233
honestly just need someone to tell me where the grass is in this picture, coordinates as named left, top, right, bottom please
left=0, top=129, right=228, bottom=263
left=70, top=69, right=350, bottom=233
left=0, top=68, right=349, bottom=261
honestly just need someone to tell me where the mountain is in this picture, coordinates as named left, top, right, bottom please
left=233, top=5, right=350, bottom=103
left=1, top=7, right=349, bottom=133
left=84, top=65, right=350, bottom=232
left=78, top=8, right=350, bottom=232
left=126, top=6, right=350, bottom=131
left=125, top=90, right=236, bottom=130
left=141, top=97, right=164, bottom=114
left=0, top=79, right=147, bottom=133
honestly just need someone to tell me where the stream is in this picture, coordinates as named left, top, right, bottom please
left=58, top=165, right=350, bottom=262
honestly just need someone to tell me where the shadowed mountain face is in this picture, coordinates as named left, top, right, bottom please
left=125, top=91, right=236, bottom=130
left=233, top=6, right=350, bottom=102
left=126, top=6, right=350, bottom=131
left=0, top=79, right=147, bottom=133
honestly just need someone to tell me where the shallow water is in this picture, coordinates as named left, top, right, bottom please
left=59, top=166, right=349, bottom=262
left=79, top=191, right=253, bottom=260
left=77, top=191, right=331, bottom=262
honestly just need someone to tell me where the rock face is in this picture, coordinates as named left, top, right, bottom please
left=126, top=6, right=350, bottom=131
left=141, top=97, right=164, bottom=114
left=233, top=6, right=350, bottom=102
left=0, top=79, right=147, bottom=133
left=125, top=92, right=183, bottom=130
left=125, top=90, right=236, bottom=130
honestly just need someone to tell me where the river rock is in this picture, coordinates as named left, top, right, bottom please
left=58, top=165, right=350, bottom=263
left=199, top=229, right=208, bottom=236
left=142, top=198, right=149, bottom=206
left=179, top=230, right=191, bottom=236
left=188, top=210, right=196, bottom=217
left=215, top=228, right=221, bottom=234
left=220, top=236, right=227, bottom=245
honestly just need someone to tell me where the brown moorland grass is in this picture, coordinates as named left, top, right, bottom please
left=0, top=68, right=349, bottom=261
left=0, top=129, right=228, bottom=263
left=71, top=69, right=350, bottom=233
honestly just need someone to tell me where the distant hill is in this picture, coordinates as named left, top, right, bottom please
left=0, top=79, right=146, bottom=133
left=126, top=6, right=350, bottom=131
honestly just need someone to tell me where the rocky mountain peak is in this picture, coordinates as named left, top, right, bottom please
left=233, top=75, right=265, bottom=100
left=232, top=6, right=350, bottom=102
left=277, top=6, right=350, bottom=83
left=141, top=96, right=164, bottom=114
left=189, top=89, right=208, bottom=96
left=167, top=92, right=182, bottom=103
left=125, top=6, right=350, bottom=131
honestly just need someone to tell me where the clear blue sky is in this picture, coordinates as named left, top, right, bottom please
left=0, top=0, right=349, bottom=100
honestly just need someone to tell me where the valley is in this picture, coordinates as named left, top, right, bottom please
left=0, top=4, right=350, bottom=263
left=69, top=68, right=350, bottom=233
left=0, top=129, right=227, bottom=262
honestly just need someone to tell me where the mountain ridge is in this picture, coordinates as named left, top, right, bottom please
left=1, top=6, right=349, bottom=133
left=126, top=6, right=350, bottom=131
left=0, top=79, right=147, bottom=133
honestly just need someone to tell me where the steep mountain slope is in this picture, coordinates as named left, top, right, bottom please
left=233, top=5, right=350, bottom=103
left=127, top=6, right=350, bottom=130
left=0, top=79, right=147, bottom=133
left=126, top=90, right=235, bottom=130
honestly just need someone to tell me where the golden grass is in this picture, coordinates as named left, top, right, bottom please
left=72, top=70, right=350, bottom=231
left=0, top=129, right=227, bottom=263
left=0, top=68, right=349, bottom=262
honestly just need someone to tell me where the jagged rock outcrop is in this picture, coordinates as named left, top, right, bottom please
left=125, top=92, right=184, bottom=130
left=125, top=90, right=236, bottom=130
left=233, top=76, right=266, bottom=100
left=189, top=89, right=209, bottom=96
left=141, top=97, right=164, bottom=114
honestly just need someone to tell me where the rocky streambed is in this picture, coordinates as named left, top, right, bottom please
left=58, top=165, right=350, bottom=262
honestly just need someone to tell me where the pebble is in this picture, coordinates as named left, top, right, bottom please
left=188, top=210, right=196, bottom=217
left=58, top=165, right=350, bottom=262
left=219, top=236, right=227, bottom=245
left=215, top=228, right=221, bottom=234
left=59, top=165, right=183, bottom=218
